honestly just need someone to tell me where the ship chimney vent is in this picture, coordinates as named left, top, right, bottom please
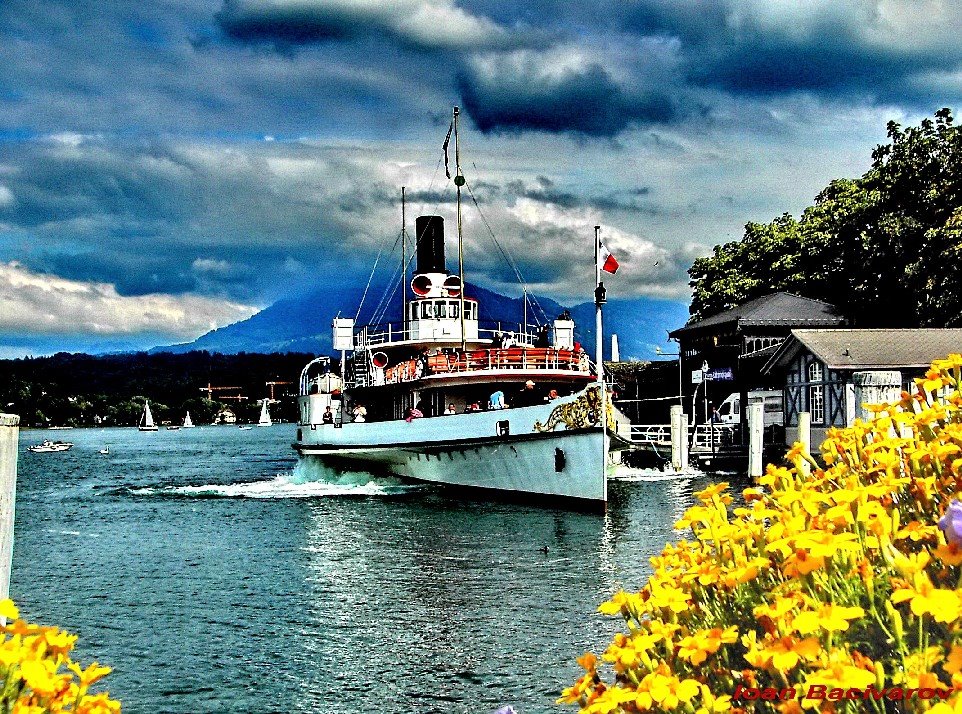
left=415, top=215, right=446, bottom=274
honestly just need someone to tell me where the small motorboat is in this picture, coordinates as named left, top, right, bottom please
left=166, top=425, right=181, bottom=431
left=99, top=446, right=110, bottom=455
left=28, top=440, right=74, bottom=453
left=238, top=425, right=253, bottom=430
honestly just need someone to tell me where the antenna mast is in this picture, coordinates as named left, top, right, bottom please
left=401, top=186, right=407, bottom=334
left=453, top=106, right=467, bottom=350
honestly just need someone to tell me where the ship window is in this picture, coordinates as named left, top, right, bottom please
left=410, top=304, right=418, bottom=320
left=448, top=301, right=459, bottom=319
left=435, top=301, right=447, bottom=318
left=421, top=303, right=434, bottom=319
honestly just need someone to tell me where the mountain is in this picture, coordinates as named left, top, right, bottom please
left=154, top=284, right=689, bottom=361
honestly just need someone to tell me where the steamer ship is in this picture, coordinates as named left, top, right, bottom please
left=293, top=108, right=624, bottom=506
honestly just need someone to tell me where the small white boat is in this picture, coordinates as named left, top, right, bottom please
left=139, top=400, right=159, bottom=431
left=99, top=446, right=110, bottom=455
left=28, top=440, right=73, bottom=453
left=166, top=425, right=181, bottom=431
left=183, top=412, right=195, bottom=428
left=257, top=400, right=272, bottom=427
left=238, top=425, right=253, bottom=430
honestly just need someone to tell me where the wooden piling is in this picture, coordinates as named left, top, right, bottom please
left=0, top=414, right=18, bottom=606
left=670, top=405, right=688, bottom=471
left=798, top=411, right=811, bottom=478
left=747, top=401, right=764, bottom=480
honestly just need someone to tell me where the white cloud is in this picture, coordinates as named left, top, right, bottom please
left=0, top=262, right=257, bottom=338
left=192, top=258, right=234, bottom=274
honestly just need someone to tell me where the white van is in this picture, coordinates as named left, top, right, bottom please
left=715, top=391, right=783, bottom=427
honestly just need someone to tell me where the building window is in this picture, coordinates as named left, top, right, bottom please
left=808, top=360, right=824, bottom=424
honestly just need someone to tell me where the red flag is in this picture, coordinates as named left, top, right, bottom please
left=600, top=240, right=619, bottom=274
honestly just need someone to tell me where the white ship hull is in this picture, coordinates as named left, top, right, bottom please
left=295, top=390, right=614, bottom=505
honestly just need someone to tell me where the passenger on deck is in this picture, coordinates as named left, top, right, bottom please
left=405, top=407, right=423, bottom=423
left=352, top=404, right=367, bottom=423
left=467, top=402, right=481, bottom=412
left=489, top=390, right=506, bottom=410
left=547, top=389, right=559, bottom=402
left=322, top=406, right=334, bottom=424
left=492, top=331, right=504, bottom=349
left=516, top=380, right=540, bottom=407
left=444, top=403, right=456, bottom=415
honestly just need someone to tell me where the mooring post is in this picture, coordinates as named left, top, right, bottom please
left=670, top=405, right=688, bottom=471
left=0, top=414, right=19, bottom=608
left=797, top=411, right=811, bottom=478
left=747, top=401, right=764, bottom=480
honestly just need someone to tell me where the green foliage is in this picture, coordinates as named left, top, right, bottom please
left=689, top=108, right=962, bottom=326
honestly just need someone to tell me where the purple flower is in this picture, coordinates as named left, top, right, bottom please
left=939, top=499, right=962, bottom=545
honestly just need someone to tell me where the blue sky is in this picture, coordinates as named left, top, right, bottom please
left=1, top=0, right=961, bottom=355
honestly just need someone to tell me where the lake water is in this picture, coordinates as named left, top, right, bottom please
left=12, top=425, right=734, bottom=714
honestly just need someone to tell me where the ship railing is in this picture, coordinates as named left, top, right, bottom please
left=354, top=321, right=542, bottom=349
left=347, top=346, right=592, bottom=388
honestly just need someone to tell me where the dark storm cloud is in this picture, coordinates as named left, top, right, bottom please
left=618, top=0, right=962, bottom=100
left=457, top=61, right=678, bottom=137
left=215, top=0, right=546, bottom=52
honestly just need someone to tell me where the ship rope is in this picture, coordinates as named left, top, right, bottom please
left=367, top=155, right=454, bottom=328
left=354, top=228, right=402, bottom=323
left=463, top=175, right=551, bottom=327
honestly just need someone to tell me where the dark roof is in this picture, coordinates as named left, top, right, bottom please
left=762, top=328, right=962, bottom=373
left=669, top=292, right=846, bottom=339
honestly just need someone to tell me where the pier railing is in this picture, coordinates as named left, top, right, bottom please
left=628, top=423, right=744, bottom=451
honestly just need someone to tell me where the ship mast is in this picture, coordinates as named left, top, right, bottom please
left=401, top=186, right=407, bottom=335
left=594, top=225, right=609, bottom=501
left=453, top=106, right=467, bottom=351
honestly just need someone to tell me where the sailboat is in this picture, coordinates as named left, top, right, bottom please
left=138, top=400, right=159, bottom=431
left=183, top=411, right=195, bottom=428
left=257, top=400, right=272, bottom=427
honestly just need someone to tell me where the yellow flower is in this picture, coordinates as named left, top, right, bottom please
left=791, top=605, right=865, bottom=634
left=749, top=636, right=821, bottom=673
left=695, top=482, right=730, bottom=502
left=0, top=599, right=19, bottom=621
left=677, top=627, right=738, bottom=666
left=635, top=665, right=700, bottom=711
left=68, top=661, right=113, bottom=688
left=19, top=658, right=67, bottom=697
left=891, top=571, right=962, bottom=622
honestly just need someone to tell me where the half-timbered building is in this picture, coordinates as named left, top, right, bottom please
left=762, top=328, right=962, bottom=445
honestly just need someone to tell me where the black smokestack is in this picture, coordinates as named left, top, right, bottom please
left=415, top=215, right=446, bottom=273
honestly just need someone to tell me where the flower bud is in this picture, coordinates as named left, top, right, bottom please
left=885, top=601, right=904, bottom=642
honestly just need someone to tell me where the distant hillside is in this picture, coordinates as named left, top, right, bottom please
left=154, top=283, right=688, bottom=360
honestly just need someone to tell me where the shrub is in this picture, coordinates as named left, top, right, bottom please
left=0, top=599, right=120, bottom=713
left=561, top=355, right=962, bottom=713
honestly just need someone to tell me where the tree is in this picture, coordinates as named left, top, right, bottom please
left=688, top=108, right=962, bottom=326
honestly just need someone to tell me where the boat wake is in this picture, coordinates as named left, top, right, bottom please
left=611, top=465, right=704, bottom=482
left=130, top=463, right=424, bottom=499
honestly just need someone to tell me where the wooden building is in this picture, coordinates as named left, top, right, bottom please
left=668, top=293, right=847, bottom=428
left=762, top=328, right=962, bottom=445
